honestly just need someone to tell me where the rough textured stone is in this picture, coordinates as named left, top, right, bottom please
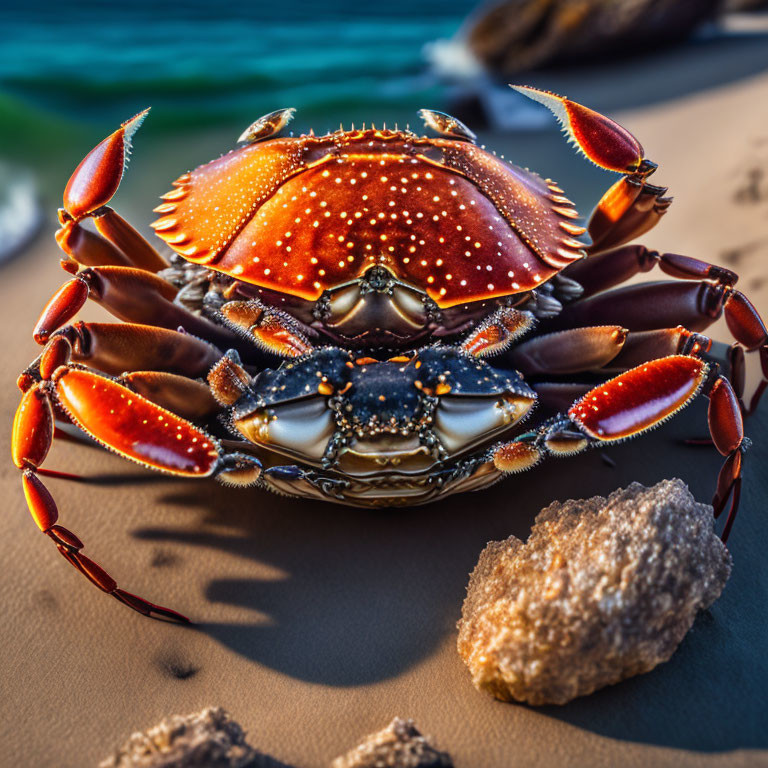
left=464, top=0, right=722, bottom=75
left=99, top=707, right=282, bottom=768
left=330, top=718, right=452, bottom=768
left=458, top=479, right=732, bottom=706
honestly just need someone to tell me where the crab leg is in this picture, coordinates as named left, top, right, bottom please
left=12, top=339, right=261, bottom=620
left=91, top=208, right=167, bottom=272
left=18, top=322, right=223, bottom=421
left=587, top=177, right=672, bottom=254
left=33, top=266, right=240, bottom=350
left=550, top=278, right=768, bottom=356
left=118, top=371, right=219, bottom=420
left=55, top=217, right=134, bottom=268
left=512, top=86, right=668, bottom=252
left=57, top=110, right=167, bottom=272
left=548, top=278, right=768, bottom=406
left=564, top=244, right=738, bottom=300
left=508, top=325, right=627, bottom=375
left=514, top=86, right=768, bottom=361
left=549, top=280, right=723, bottom=334
left=492, top=354, right=745, bottom=541
left=603, top=327, right=711, bottom=371
left=49, top=321, right=221, bottom=377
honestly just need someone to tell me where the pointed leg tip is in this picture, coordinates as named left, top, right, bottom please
left=123, top=106, right=151, bottom=127
left=512, top=83, right=645, bottom=175
left=121, top=108, right=151, bottom=143
left=151, top=604, right=192, bottom=624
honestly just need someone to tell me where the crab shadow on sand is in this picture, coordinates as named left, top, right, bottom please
left=135, top=401, right=768, bottom=753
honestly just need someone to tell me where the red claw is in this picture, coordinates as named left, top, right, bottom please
left=512, top=85, right=646, bottom=175
left=52, top=368, right=220, bottom=476
left=569, top=356, right=707, bottom=441
left=63, top=109, right=149, bottom=220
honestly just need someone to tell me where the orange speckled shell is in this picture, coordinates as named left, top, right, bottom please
left=153, top=131, right=585, bottom=308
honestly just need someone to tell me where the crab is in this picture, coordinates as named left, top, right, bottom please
left=12, top=86, right=768, bottom=622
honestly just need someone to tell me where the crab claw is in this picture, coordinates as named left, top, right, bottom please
left=63, top=108, right=150, bottom=221
left=511, top=85, right=650, bottom=176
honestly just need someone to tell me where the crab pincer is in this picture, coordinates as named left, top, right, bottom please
left=63, top=109, right=149, bottom=221
left=511, top=85, right=652, bottom=175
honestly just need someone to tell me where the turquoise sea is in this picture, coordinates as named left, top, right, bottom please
left=0, top=0, right=476, bottom=133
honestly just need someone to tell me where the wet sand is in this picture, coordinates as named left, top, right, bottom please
left=1, top=51, right=768, bottom=768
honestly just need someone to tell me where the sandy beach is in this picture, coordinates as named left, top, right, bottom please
left=2, top=27, right=768, bottom=768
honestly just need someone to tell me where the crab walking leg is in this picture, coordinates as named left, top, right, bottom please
left=586, top=177, right=672, bottom=254
left=118, top=371, right=220, bottom=420
left=56, top=213, right=168, bottom=272
left=91, top=208, right=167, bottom=272
left=12, top=344, right=262, bottom=619
left=18, top=325, right=222, bottom=429
left=492, top=355, right=746, bottom=541
left=547, top=277, right=768, bottom=409
left=524, top=326, right=710, bottom=375
left=508, top=325, right=628, bottom=375
left=550, top=279, right=767, bottom=353
left=57, top=109, right=167, bottom=272
left=32, top=266, right=241, bottom=350
left=49, top=321, right=222, bottom=377
left=563, top=244, right=738, bottom=301
left=729, top=343, right=768, bottom=415
left=602, top=327, right=711, bottom=372
left=55, top=216, right=135, bottom=268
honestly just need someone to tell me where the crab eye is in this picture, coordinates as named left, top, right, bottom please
left=238, top=107, right=296, bottom=144
left=418, top=109, right=477, bottom=143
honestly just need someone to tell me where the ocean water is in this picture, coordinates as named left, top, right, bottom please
left=0, top=0, right=476, bottom=130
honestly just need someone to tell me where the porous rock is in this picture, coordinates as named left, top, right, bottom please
left=331, top=718, right=453, bottom=768
left=458, top=479, right=732, bottom=706
left=99, top=707, right=281, bottom=768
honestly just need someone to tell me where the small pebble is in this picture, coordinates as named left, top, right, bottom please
left=331, top=718, right=452, bottom=768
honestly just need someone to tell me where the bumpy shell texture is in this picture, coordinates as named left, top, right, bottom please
left=457, top=479, right=732, bottom=706
left=331, top=718, right=453, bottom=768
left=99, top=707, right=279, bottom=768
